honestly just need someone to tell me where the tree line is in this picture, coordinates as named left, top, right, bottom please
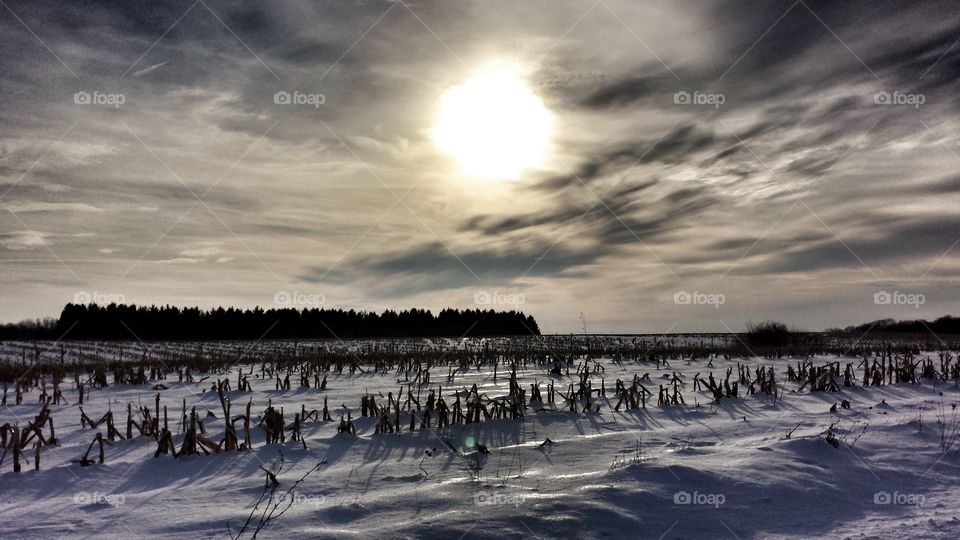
left=0, top=303, right=541, bottom=340
left=838, top=316, right=960, bottom=335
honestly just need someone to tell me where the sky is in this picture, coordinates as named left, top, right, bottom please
left=1, top=0, right=959, bottom=333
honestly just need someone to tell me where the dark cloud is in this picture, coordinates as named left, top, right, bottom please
left=303, top=240, right=602, bottom=296
left=316, top=174, right=721, bottom=291
left=537, top=124, right=720, bottom=191
left=728, top=214, right=960, bottom=276
left=463, top=179, right=658, bottom=235
left=576, top=73, right=678, bottom=109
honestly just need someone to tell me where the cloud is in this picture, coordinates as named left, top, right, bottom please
left=133, top=61, right=167, bottom=77
left=756, top=215, right=960, bottom=275
left=180, top=245, right=222, bottom=258
left=0, top=231, right=50, bottom=250
left=304, top=240, right=599, bottom=296
left=535, top=124, right=721, bottom=191
left=576, top=74, right=679, bottom=110
left=155, top=257, right=202, bottom=265
left=5, top=201, right=105, bottom=213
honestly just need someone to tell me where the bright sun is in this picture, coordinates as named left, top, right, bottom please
left=433, top=63, right=551, bottom=179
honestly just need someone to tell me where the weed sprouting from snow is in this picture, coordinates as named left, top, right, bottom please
left=341, top=466, right=371, bottom=508
left=610, top=438, right=645, bottom=470
left=821, top=420, right=869, bottom=449
left=467, top=451, right=486, bottom=484
left=934, top=392, right=960, bottom=454
left=230, top=453, right=327, bottom=540
left=419, top=447, right=438, bottom=476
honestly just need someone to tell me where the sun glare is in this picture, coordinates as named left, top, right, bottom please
left=433, top=63, right=551, bottom=179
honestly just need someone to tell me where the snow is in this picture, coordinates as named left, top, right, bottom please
left=1, top=341, right=959, bottom=539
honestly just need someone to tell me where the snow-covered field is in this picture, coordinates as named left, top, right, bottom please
left=2, top=337, right=959, bottom=539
